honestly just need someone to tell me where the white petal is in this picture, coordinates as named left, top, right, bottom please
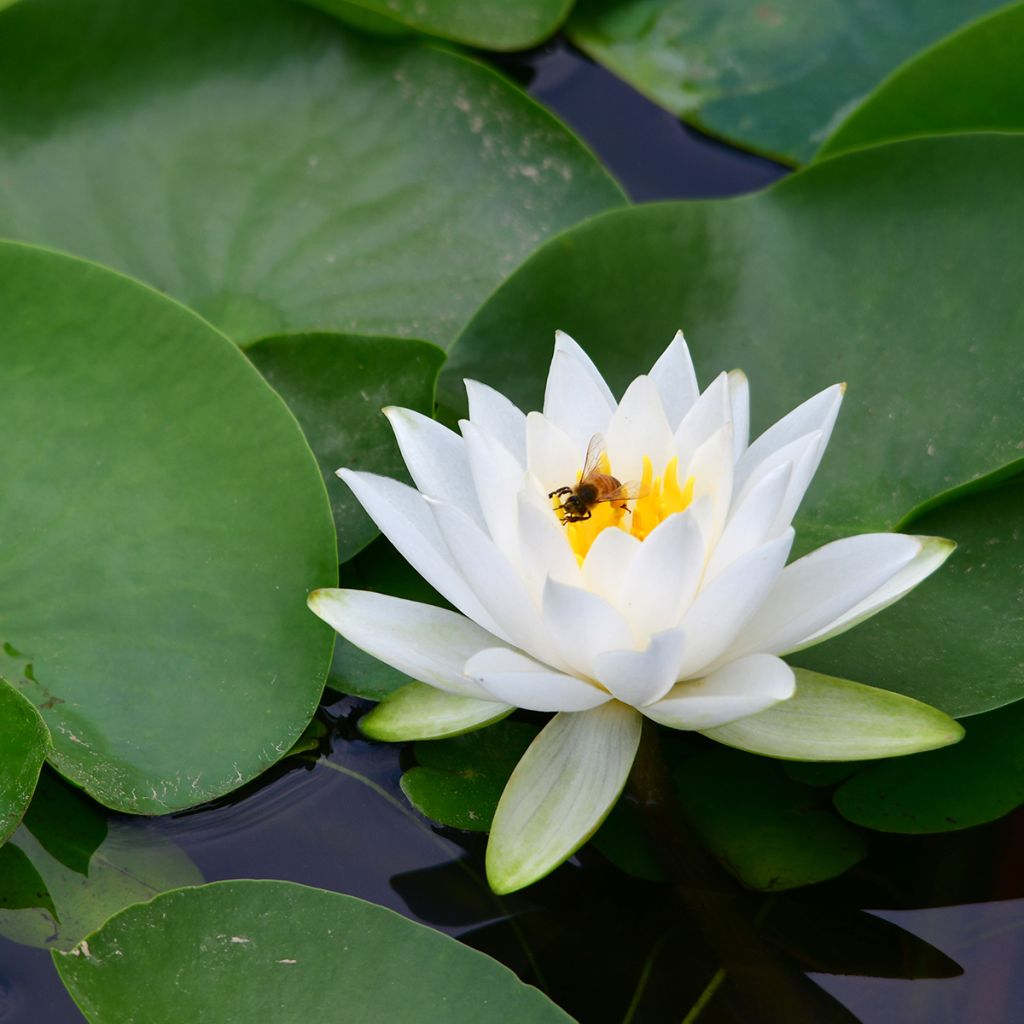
left=702, top=667, right=963, bottom=760
left=605, top=375, right=675, bottom=484
left=548, top=330, right=616, bottom=408
left=727, top=369, right=750, bottom=463
left=526, top=411, right=581, bottom=495
left=649, top=330, right=700, bottom=430
left=429, top=498, right=564, bottom=668
left=460, top=419, right=525, bottom=559
left=686, top=425, right=734, bottom=550
left=542, top=576, right=635, bottom=678
left=543, top=348, right=616, bottom=453
left=466, top=647, right=612, bottom=712
left=619, top=507, right=706, bottom=637
left=516, top=491, right=581, bottom=599
left=308, top=588, right=502, bottom=699
left=360, top=682, right=513, bottom=742
left=486, top=703, right=642, bottom=894
left=580, top=526, right=642, bottom=605
left=706, top=461, right=792, bottom=580
left=339, top=469, right=503, bottom=636
left=383, top=407, right=484, bottom=527
left=643, top=654, right=795, bottom=731
left=723, top=533, right=926, bottom=660
left=791, top=535, right=956, bottom=651
left=464, top=379, right=527, bottom=466
left=676, top=528, right=795, bottom=677
left=674, top=372, right=731, bottom=469
left=593, top=628, right=687, bottom=707
left=735, top=383, right=844, bottom=496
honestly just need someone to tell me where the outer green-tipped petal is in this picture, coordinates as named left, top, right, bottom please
left=360, top=682, right=513, bottom=742
left=486, top=702, right=642, bottom=894
left=702, top=668, right=964, bottom=762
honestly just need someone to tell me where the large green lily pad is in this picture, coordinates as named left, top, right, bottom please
left=443, top=135, right=1024, bottom=716
left=0, top=0, right=624, bottom=349
left=820, top=3, right=1024, bottom=158
left=832, top=699, right=1024, bottom=834
left=54, top=880, right=574, bottom=1023
left=247, top=333, right=445, bottom=560
left=305, top=0, right=572, bottom=49
left=0, top=242, right=336, bottom=813
left=567, top=0, right=1005, bottom=164
left=0, top=675, right=49, bottom=846
left=793, top=478, right=1024, bottom=717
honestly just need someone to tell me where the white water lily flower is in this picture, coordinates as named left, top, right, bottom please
left=309, top=331, right=962, bottom=894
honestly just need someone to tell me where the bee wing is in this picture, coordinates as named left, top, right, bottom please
left=579, top=433, right=607, bottom=480
left=594, top=480, right=650, bottom=504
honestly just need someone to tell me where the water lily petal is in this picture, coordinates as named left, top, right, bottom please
left=360, top=682, right=513, bottom=742
left=687, top=425, right=735, bottom=550
left=542, top=576, right=635, bottom=677
left=383, top=408, right=484, bottom=529
left=723, top=533, right=925, bottom=659
left=580, top=526, right=642, bottom=605
left=516, top=491, right=581, bottom=598
left=649, top=330, right=700, bottom=430
left=619, top=507, right=706, bottom=637
left=544, top=344, right=616, bottom=453
left=461, top=419, right=525, bottom=559
left=525, top=411, right=581, bottom=496
left=605, top=375, right=675, bottom=484
left=727, top=369, right=750, bottom=463
left=643, top=654, right=795, bottom=730
left=790, top=536, right=956, bottom=652
left=486, top=702, right=642, bottom=894
left=702, top=668, right=963, bottom=761
left=548, top=329, right=617, bottom=409
left=465, top=647, right=612, bottom=711
left=464, top=379, right=527, bottom=466
left=706, top=461, right=793, bottom=579
left=339, top=469, right=504, bottom=637
left=673, top=372, right=731, bottom=469
left=676, top=529, right=795, bottom=677
left=734, top=382, right=843, bottom=496
left=308, top=588, right=501, bottom=699
left=593, top=628, right=687, bottom=706
left=429, top=497, right=565, bottom=669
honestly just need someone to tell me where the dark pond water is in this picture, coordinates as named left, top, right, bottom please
left=4, top=39, right=1023, bottom=1024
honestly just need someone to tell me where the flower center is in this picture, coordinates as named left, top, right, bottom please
left=552, top=452, right=694, bottom=564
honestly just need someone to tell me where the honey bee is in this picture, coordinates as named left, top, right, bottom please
left=549, top=434, right=643, bottom=524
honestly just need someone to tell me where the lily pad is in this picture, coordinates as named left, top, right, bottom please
left=793, top=477, right=1024, bottom=718
left=401, top=720, right=539, bottom=831
left=53, top=880, right=575, bottom=1023
left=833, top=700, right=1024, bottom=834
left=247, top=333, right=445, bottom=560
left=567, top=0, right=1005, bottom=164
left=673, top=748, right=867, bottom=891
left=0, top=675, right=49, bottom=846
left=443, top=135, right=1024, bottom=714
left=0, top=823, right=203, bottom=952
left=820, top=3, right=1024, bottom=158
left=0, top=241, right=336, bottom=813
left=0, top=0, right=624, bottom=349
left=304, top=0, right=572, bottom=49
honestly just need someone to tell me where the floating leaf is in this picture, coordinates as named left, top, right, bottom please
left=794, top=477, right=1024, bottom=717
left=0, top=242, right=336, bottom=813
left=567, top=0, right=1006, bottom=163
left=22, top=773, right=107, bottom=878
left=247, top=333, right=444, bottom=560
left=0, top=675, right=49, bottom=846
left=673, top=748, right=867, bottom=891
left=0, top=0, right=624, bottom=349
left=0, top=845, right=57, bottom=919
left=304, top=0, right=572, bottom=49
left=820, top=3, right=1024, bottom=158
left=53, top=880, right=575, bottom=1023
left=833, top=700, right=1024, bottom=834
left=401, top=721, right=539, bottom=831
left=444, top=136, right=1024, bottom=715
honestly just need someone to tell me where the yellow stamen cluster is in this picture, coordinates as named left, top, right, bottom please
left=552, top=453, right=694, bottom=565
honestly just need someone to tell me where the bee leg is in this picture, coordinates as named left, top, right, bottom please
left=548, top=486, right=572, bottom=499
